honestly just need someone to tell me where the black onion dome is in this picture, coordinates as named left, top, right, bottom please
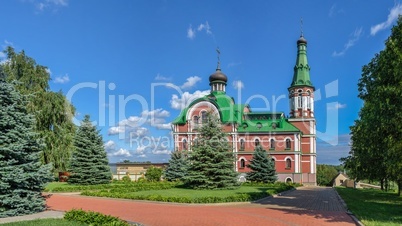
left=209, top=69, right=228, bottom=83
left=297, top=35, right=307, bottom=45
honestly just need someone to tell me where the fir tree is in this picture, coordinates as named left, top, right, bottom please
left=184, top=113, right=238, bottom=189
left=0, top=80, right=52, bottom=217
left=68, top=115, right=111, bottom=185
left=246, top=146, right=277, bottom=183
left=164, top=150, right=188, bottom=181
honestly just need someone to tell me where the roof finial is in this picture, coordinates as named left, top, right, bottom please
left=300, top=17, right=304, bottom=37
left=216, top=47, right=221, bottom=70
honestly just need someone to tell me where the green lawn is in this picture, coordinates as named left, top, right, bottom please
left=0, top=219, right=87, bottom=226
left=335, top=187, right=402, bottom=226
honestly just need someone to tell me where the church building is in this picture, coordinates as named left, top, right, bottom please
left=172, top=34, right=316, bottom=185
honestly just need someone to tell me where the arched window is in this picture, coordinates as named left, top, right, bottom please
left=307, top=90, right=311, bottom=109
left=182, top=139, right=187, bottom=150
left=297, top=90, right=302, bottom=108
left=286, top=158, right=291, bottom=169
left=286, top=178, right=292, bottom=183
left=201, top=111, right=207, bottom=123
left=286, top=139, right=291, bottom=149
left=240, top=159, right=245, bottom=168
left=240, top=139, right=245, bottom=151
left=272, top=158, right=275, bottom=167
left=255, top=139, right=260, bottom=147
left=270, top=139, right=275, bottom=149
left=193, top=115, right=199, bottom=124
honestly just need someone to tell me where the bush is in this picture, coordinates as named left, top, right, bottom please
left=64, top=209, right=130, bottom=226
left=121, top=175, right=131, bottom=182
left=145, top=166, right=162, bottom=182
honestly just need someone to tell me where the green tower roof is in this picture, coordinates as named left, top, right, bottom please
left=289, top=35, right=314, bottom=89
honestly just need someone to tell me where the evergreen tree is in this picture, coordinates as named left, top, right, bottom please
left=68, top=115, right=111, bottom=185
left=2, top=47, right=76, bottom=174
left=0, top=80, right=52, bottom=217
left=164, top=150, right=188, bottom=181
left=145, top=166, right=163, bottom=182
left=184, top=113, right=238, bottom=189
left=246, top=146, right=277, bottom=183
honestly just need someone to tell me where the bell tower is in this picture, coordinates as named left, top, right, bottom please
left=288, top=34, right=315, bottom=118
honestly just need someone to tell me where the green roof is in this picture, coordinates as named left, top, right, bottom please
left=172, top=93, right=300, bottom=133
left=289, top=35, right=314, bottom=89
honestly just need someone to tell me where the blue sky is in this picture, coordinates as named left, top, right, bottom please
left=0, top=1, right=399, bottom=165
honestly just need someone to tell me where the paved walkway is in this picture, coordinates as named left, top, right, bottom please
left=43, top=186, right=357, bottom=226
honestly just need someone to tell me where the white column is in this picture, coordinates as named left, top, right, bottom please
left=295, top=154, right=299, bottom=173
left=310, top=155, right=314, bottom=173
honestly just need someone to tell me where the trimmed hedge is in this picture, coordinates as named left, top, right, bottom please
left=45, top=181, right=178, bottom=192
left=81, top=182, right=297, bottom=203
left=64, top=209, right=131, bottom=226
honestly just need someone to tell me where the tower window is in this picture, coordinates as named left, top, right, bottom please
left=193, top=116, right=199, bottom=124
left=240, top=159, right=245, bottom=168
left=286, top=139, right=291, bottom=149
left=297, top=91, right=302, bottom=109
left=307, top=90, right=311, bottom=109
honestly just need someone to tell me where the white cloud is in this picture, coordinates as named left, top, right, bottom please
left=0, top=52, right=5, bottom=58
left=33, top=0, right=68, bottom=12
left=109, top=148, right=132, bottom=157
left=104, top=140, right=116, bottom=150
left=170, top=90, right=210, bottom=110
left=155, top=73, right=171, bottom=81
left=187, top=21, right=213, bottom=39
left=181, top=76, right=201, bottom=89
left=197, top=21, right=212, bottom=35
left=187, top=25, right=196, bottom=39
left=53, top=74, right=70, bottom=84
left=232, top=80, right=244, bottom=90
left=104, top=140, right=132, bottom=157
left=328, top=4, right=345, bottom=18
left=371, top=4, right=402, bottom=36
left=45, top=68, right=52, bottom=75
left=332, top=27, right=363, bottom=57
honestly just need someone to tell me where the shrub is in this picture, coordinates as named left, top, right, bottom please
left=145, top=166, right=163, bottom=182
left=121, top=175, right=131, bottom=182
left=64, top=209, right=130, bottom=226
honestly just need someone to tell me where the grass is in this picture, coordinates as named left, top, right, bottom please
left=335, top=187, right=402, bottom=226
left=0, top=218, right=87, bottom=226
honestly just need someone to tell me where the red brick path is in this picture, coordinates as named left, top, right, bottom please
left=46, top=187, right=357, bottom=226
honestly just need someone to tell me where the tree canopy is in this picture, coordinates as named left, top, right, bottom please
left=68, top=115, right=111, bottom=185
left=1, top=47, right=76, bottom=174
left=184, top=113, right=238, bottom=189
left=246, top=146, right=277, bottom=183
left=0, top=80, right=52, bottom=217
left=341, top=16, right=402, bottom=195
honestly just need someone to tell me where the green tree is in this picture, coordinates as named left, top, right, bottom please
left=2, top=47, right=76, bottom=174
left=0, top=80, right=52, bottom=217
left=246, top=146, right=277, bottom=183
left=145, top=166, right=163, bottom=182
left=316, top=164, right=339, bottom=186
left=164, top=150, right=188, bottom=181
left=342, top=17, right=402, bottom=195
left=184, top=113, right=238, bottom=189
left=68, top=115, right=111, bottom=185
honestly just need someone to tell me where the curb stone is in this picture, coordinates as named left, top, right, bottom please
left=333, top=187, right=364, bottom=226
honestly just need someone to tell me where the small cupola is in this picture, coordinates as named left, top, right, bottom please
left=209, top=48, right=227, bottom=93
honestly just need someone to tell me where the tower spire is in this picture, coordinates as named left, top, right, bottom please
left=289, top=32, right=313, bottom=89
left=300, top=17, right=304, bottom=37
left=216, top=47, right=221, bottom=70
